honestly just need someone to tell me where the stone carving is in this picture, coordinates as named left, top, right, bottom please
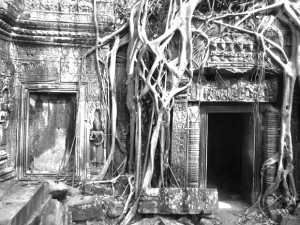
left=194, top=33, right=258, bottom=73
left=16, top=60, right=60, bottom=82
left=15, top=45, right=95, bottom=83
left=171, top=101, right=188, bottom=187
left=189, top=77, right=278, bottom=102
left=23, top=0, right=115, bottom=23
left=90, top=109, right=104, bottom=165
left=187, top=105, right=200, bottom=187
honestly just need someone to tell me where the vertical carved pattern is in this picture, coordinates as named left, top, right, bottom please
left=171, top=101, right=188, bottom=187
left=187, top=105, right=200, bottom=187
left=263, top=109, right=279, bottom=189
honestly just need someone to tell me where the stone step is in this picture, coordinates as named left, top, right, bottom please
left=0, top=181, right=49, bottom=225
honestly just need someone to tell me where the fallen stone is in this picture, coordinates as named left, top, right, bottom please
left=103, top=196, right=124, bottom=218
left=201, top=213, right=217, bottom=219
left=131, top=217, right=160, bottom=225
left=86, top=221, right=106, bottom=225
left=198, top=218, right=213, bottom=225
left=83, top=183, right=113, bottom=196
left=131, top=216, right=184, bottom=225
left=47, top=180, right=68, bottom=199
left=159, top=217, right=184, bottom=225
left=67, top=186, right=81, bottom=196
left=270, top=209, right=289, bottom=223
left=39, top=199, right=64, bottom=225
left=139, top=188, right=218, bottom=214
left=280, top=214, right=300, bottom=225
left=294, top=205, right=300, bottom=216
left=67, top=195, right=105, bottom=221
left=178, top=216, right=194, bottom=225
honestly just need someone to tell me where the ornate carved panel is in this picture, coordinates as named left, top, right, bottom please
left=22, top=0, right=115, bottom=24
left=187, top=105, right=200, bottom=187
left=14, top=45, right=95, bottom=83
left=171, top=100, right=188, bottom=187
left=189, top=77, right=278, bottom=102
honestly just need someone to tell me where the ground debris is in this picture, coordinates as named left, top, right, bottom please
left=238, top=211, right=277, bottom=225
left=131, top=216, right=185, bottom=225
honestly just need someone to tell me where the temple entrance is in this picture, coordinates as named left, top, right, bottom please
left=206, top=112, right=255, bottom=202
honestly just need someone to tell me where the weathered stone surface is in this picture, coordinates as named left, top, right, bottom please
left=103, top=196, right=124, bottom=218
left=294, top=205, right=300, bottom=216
left=83, top=183, right=113, bottom=196
left=86, top=221, right=106, bottom=225
left=139, top=188, right=218, bottom=214
left=67, top=186, right=82, bottom=196
left=280, top=214, right=300, bottom=225
left=39, top=199, right=64, bottom=225
left=0, top=181, right=49, bottom=225
left=178, top=216, right=194, bottom=225
left=67, top=195, right=105, bottom=221
left=198, top=218, right=213, bottom=225
left=131, top=216, right=184, bottom=225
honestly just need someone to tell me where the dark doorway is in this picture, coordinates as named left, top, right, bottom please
left=207, top=113, right=254, bottom=201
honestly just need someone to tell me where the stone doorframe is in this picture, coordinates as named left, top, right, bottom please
left=199, top=104, right=262, bottom=202
left=171, top=102, right=263, bottom=202
left=17, top=83, right=89, bottom=181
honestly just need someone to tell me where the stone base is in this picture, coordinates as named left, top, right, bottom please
left=280, top=214, right=300, bottom=225
left=138, top=188, right=218, bottom=214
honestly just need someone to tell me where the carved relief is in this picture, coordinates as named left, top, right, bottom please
left=14, top=45, right=95, bottom=83
left=23, top=0, right=115, bottom=23
left=189, top=77, right=278, bottom=102
left=171, top=101, right=188, bottom=187
left=16, top=59, right=60, bottom=82
left=187, top=105, right=200, bottom=187
left=206, top=35, right=257, bottom=73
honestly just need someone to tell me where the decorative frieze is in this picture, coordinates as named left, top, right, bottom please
left=189, top=77, right=278, bottom=102
left=22, top=0, right=115, bottom=24
left=14, top=45, right=96, bottom=83
left=206, top=35, right=257, bottom=72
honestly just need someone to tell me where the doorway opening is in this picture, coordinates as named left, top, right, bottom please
left=207, top=113, right=254, bottom=202
left=27, top=92, right=77, bottom=175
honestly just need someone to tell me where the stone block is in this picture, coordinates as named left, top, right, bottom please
left=280, top=214, right=300, bottom=225
left=83, top=183, right=113, bottom=196
left=178, top=216, right=194, bottom=225
left=39, top=199, right=64, bottom=225
left=103, top=196, right=124, bottom=218
left=0, top=181, right=49, bottom=225
left=294, top=205, right=300, bottom=216
left=198, top=218, right=213, bottom=225
left=139, top=188, right=218, bottom=214
left=67, top=195, right=105, bottom=222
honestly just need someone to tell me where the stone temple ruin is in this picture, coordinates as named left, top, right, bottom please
left=0, top=0, right=300, bottom=225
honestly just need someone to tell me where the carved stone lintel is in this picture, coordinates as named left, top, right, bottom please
left=189, top=77, right=278, bottom=102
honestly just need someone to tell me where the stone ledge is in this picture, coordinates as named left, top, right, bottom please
left=0, top=181, right=49, bottom=225
left=138, top=188, right=218, bottom=215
